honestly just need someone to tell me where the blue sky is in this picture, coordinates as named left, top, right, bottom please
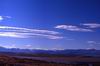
left=0, top=0, right=100, bottom=50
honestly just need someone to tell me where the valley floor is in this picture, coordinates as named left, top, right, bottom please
left=0, top=55, right=100, bottom=66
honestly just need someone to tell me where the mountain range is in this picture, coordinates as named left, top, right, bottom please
left=0, top=46, right=100, bottom=57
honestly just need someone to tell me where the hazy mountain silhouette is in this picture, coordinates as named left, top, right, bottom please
left=0, top=46, right=100, bottom=57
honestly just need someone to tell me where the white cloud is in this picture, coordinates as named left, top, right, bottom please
left=4, top=44, right=16, bottom=48
left=0, top=26, right=60, bottom=35
left=66, top=38, right=74, bottom=40
left=0, top=32, right=29, bottom=38
left=0, top=26, right=63, bottom=39
left=0, top=16, right=4, bottom=21
left=24, top=44, right=33, bottom=49
left=87, top=41, right=100, bottom=49
left=55, top=25, right=93, bottom=32
left=82, top=23, right=100, bottom=28
left=87, top=41, right=96, bottom=44
left=43, top=34, right=63, bottom=39
left=34, top=48, right=50, bottom=50
left=25, top=44, right=32, bottom=47
left=0, top=16, right=11, bottom=21
left=5, top=16, right=12, bottom=18
left=87, top=41, right=100, bottom=45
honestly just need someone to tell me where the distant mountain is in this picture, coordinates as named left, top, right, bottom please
left=0, top=46, right=100, bottom=57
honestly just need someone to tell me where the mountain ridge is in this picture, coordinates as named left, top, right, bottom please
left=0, top=46, right=100, bottom=57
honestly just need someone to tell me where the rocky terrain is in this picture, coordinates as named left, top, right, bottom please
left=0, top=47, right=100, bottom=66
left=0, top=54, right=100, bottom=66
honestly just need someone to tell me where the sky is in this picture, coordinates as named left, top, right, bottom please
left=0, top=0, right=100, bottom=50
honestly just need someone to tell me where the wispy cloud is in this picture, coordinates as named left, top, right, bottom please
left=87, top=41, right=96, bottom=44
left=5, top=16, right=12, bottom=18
left=0, top=32, right=29, bottom=38
left=0, top=16, right=11, bottom=21
left=87, top=41, right=100, bottom=49
left=55, top=25, right=93, bottom=32
left=0, top=16, right=4, bottom=21
left=3, top=44, right=16, bottom=48
left=0, top=26, right=60, bottom=35
left=87, top=41, right=100, bottom=45
left=0, top=26, right=63, bottom=39
left=24, top=44, right=33, bottom=49
left=82, top=23, right=100, bottom=28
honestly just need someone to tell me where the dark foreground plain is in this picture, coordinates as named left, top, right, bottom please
left=0, top=54, right=100, bottom=66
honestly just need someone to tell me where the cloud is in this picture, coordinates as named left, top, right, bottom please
left=0, top=32, right=63, bottom=39
left=5, top=16, right=12, bottom=18
left=0, top=16, right=4, bottom=21
left=0, top=26, right=59, bottom=35
left=87, top=41, right=96, bottom=44
left=24, top=44, right=33, bottom=49
left=0, top=32, right=29, bottom=38
left=0, top=16, right=11, bottom=21
left=66, top=38, right=74, bottom=40
left=42, top=34, right=63, bottom=39
left=55, top=25, right=93, bottom=32
left=4, top=44, right=16, bottom=48
left=25, top=44, right=32, bottom=47
left=0, top=26, right=63, bottom=39
left=82, top=23, right=100, bottom=28
left=87, top=41, right=100, bottom=45
left=87, top=41, right=100, bottom=49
